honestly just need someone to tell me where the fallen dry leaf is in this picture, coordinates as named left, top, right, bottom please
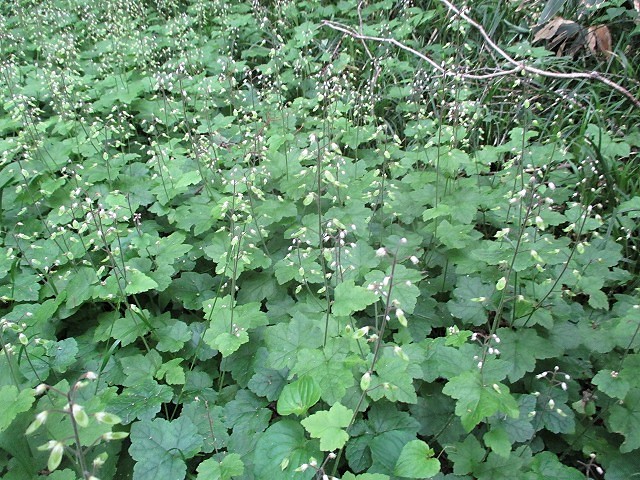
left=533, top=17, right=578, bottom=43
left=587, top=25, right=612, bottom=58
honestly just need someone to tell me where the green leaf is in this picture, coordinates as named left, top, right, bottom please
left=608, top=388, right=640, bottom=453
left=196, top=453, right=244, bottom=480
left=489, top=394, right=536, bottom=443
left=592, top=369, right=630, bottom=400
left=434, top=220, right=480, bottom=250
left=367, top=355, right=418, bottom=404
left=121, top=350, right=162, bottom=386
left=496, top=328, right=558, bottom=382
left=364, top=265, right=422, bottom=314
left=105, top=380, right=173, bottom=424
left=125, top=268, right=159, bottom=294
left=169, top=272, right=216, bottom=310
left=202, top=298, right=268, bottom=357
left=99, top=309, right=152, bottom=346
left=483, top=426, right=511, bottom=457
left=130, top=416, right=203, bottom=480
left=65, top=266, right=98, bottom=309
left=150, top=231, right=192, bottom=263
left=347, top=403, right=420, bottom=473
left=341, top=474, right=390, bottom=480
left=248, top=366, right=287, bottom=402
left=472, top=447, right=529, bottom=480
left=154, top=320, right=191, bottom=353
left=253, top=420, right=320, bottom=479
left=8, top=273, right=41, bottom=301
left=301, top=403, right=353, bottom=451
left=156, top=358, right=185, bottom=385
left=224, top=390, right=272, bottom=435
left=448, top=276, right=494, bottom=326
left=181, top=401, right=229, bottom=453
left=332, top=279, right=378, bottom=316
left=539, top=0, right=569, bottom=24
left=277, top=375, right=321, bottom=416
left=291, top=337, right=361, bottom=404
left=339, top=241, right=382, bottom=280
left=443, top=371, right=519, bottom=431
left=369, top=430, right=410, bottom=474
left=264, top=314, right=324, bottom=370
left=393, top=440, right=440, bottom=478
left=527, top=451, right=584, bottom=480
left=48, top=338, right=78, bottom=373
left=448, top=434, right=486, bottom=475
left=215, top=331, right=249, bottom=357
left=0, top=386, right=35, bottom=433
left=532, top=390, right=574, bottom=434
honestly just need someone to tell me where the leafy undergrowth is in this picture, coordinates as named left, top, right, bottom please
left=1, top=0, right=640, bottom=479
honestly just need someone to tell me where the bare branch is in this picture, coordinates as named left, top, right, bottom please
left=322, top=0, right=640, bottom=109
left=322, top=20, right=520, bottom=81
left=439, top=0, right=640, bottom=108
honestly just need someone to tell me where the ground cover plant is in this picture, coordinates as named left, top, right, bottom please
left=1, top=0, right=640, bottom=478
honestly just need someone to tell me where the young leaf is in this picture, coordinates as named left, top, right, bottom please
left=366, top=355, right=418, bottom=404
left=202, top=299, right=268, bottom=357
left=196, top=453, right=244, bottom=480
left=276, top=375, right=321, bottom=416
left=125, top=268, right=159, bottom=295
left=0, top=386, right=35, bottom=433
left=483, top=426, right=511, bottom=457
left=332, top=279, right=378, bottom=316
left=393, top=440, right=440, bottom=478
left=442, top=371, right=519, bottom=431
left=301, top=403, right=353, bottom=451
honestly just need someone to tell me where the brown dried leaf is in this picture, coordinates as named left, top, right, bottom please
left=587, top=25, right=612, bottom=58
left=533, top=17, right=576, bottom=43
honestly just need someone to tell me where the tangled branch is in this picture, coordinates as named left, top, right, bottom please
left=322, top=0, right=640, bottom=109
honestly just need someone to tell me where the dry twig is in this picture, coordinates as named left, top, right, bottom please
left=322, top=0, right=640, bottom=109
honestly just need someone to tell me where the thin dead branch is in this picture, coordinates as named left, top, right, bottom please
left=321, top=0, right=640, bottom=109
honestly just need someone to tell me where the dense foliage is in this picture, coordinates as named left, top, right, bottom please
left=1, top=0, right=640, bottom=478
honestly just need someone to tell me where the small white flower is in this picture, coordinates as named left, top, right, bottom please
left=376, top=247, right=386, bottom=257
